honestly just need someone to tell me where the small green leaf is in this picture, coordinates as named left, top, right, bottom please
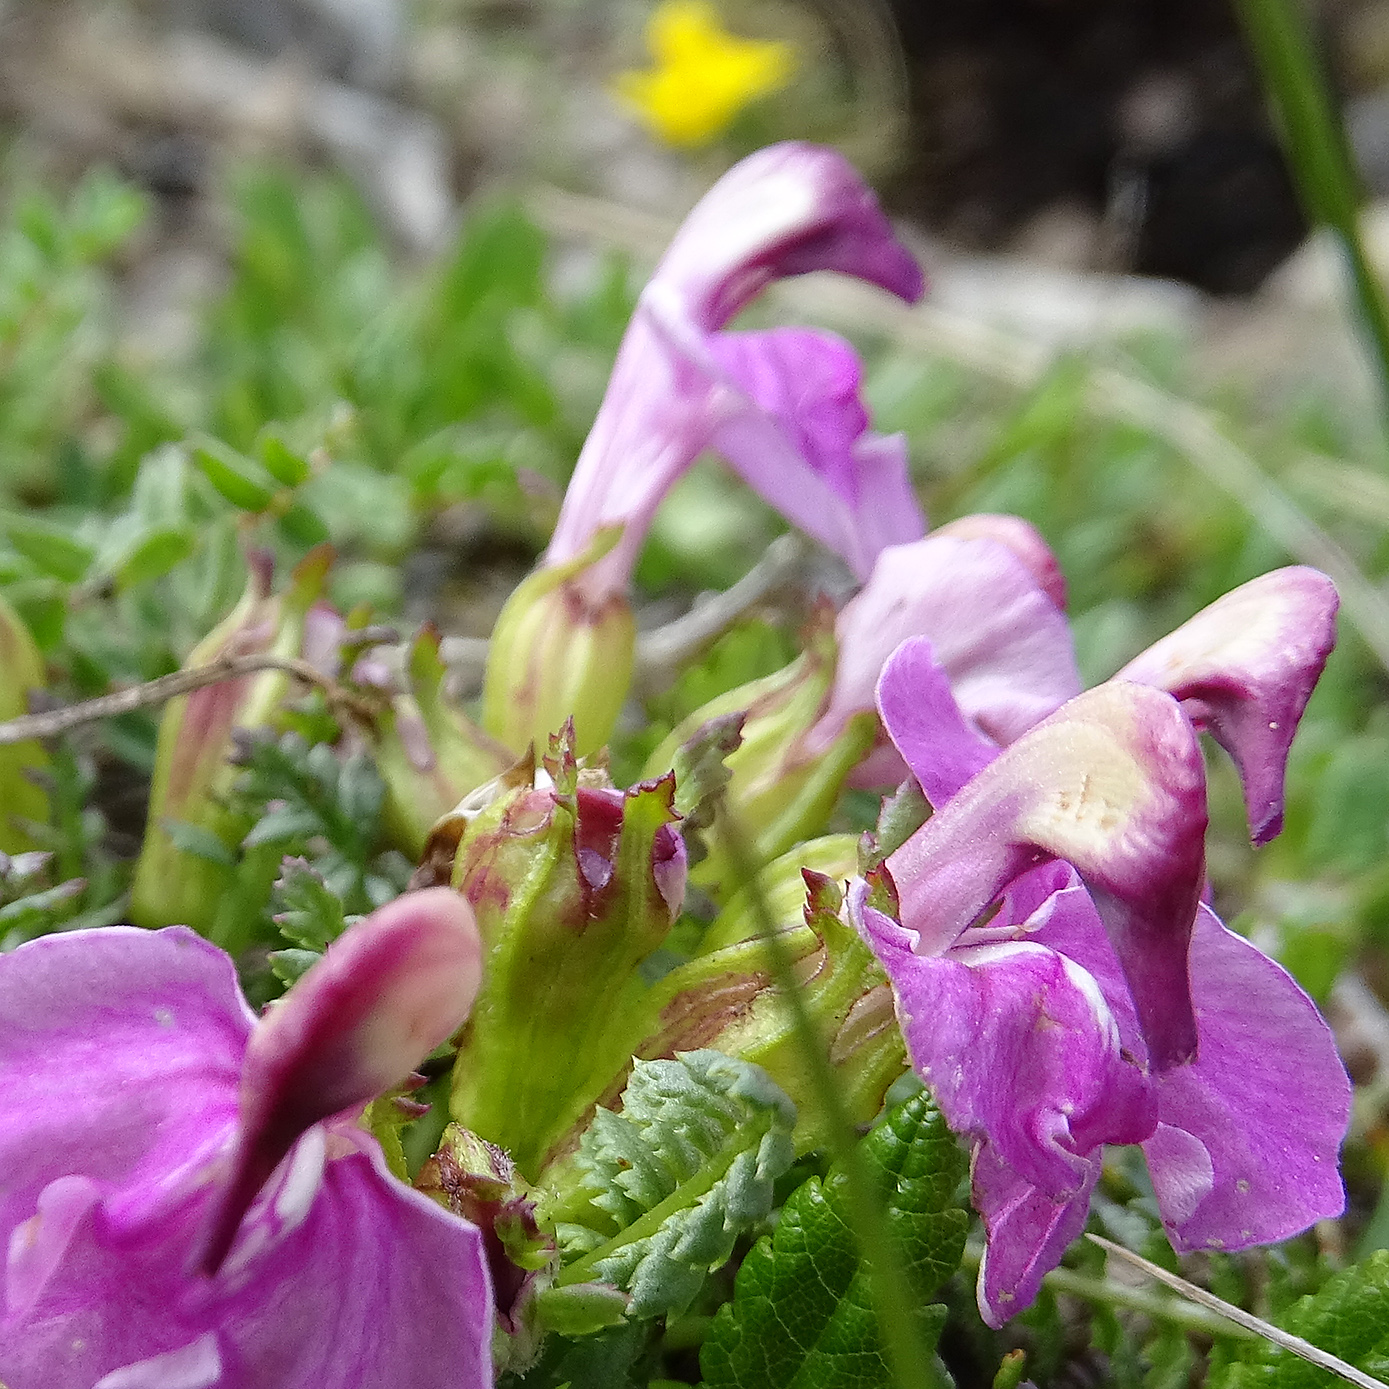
left=160, top=819, right=239, bottom=868
left=268, top=947, right=321, bottom=986
left=113, top=525, right=197, bottom=590
left=4, top=518, right=95, bottom=583
left=271, top=856, right=349, bottom=950
left=257, top=430, right=312, bottom=487
left=700, top=1089, right=969, bottom=1389
left=192, top=437, right=280, bottom=512
left=535, top=1283, right=631, bottom=1337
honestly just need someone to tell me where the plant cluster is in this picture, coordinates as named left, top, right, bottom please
left=0, top=140, right=1385, bottom=1389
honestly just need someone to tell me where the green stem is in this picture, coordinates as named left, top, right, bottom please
left=1233, top=0, right=1389, bottom=423
left=716, top=811, right=938, bottom=1389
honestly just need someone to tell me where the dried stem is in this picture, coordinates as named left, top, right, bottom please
left=0, top=654, right=372, bottom=746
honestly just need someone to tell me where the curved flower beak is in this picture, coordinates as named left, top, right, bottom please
left=1116, top=566, right=1337, bottom=845
left=883, top=677, right=1208, bottom=1070
left=197, top=887, right=483, bottom=1275
left=807, top=530, right=1080, bottom=776
left=542, top=142, right=925, bottom=607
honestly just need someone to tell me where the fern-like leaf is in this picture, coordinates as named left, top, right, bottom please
left=548, top=1050, right=797, bottom=1320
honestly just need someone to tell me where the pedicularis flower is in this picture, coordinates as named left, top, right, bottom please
left=0, top=889, right=494, bottom=1389
left=851, top=568, right=1352, bottom=1324
left=483, top=141, right=925, bottom=756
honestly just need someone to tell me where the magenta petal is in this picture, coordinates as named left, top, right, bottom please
left=854, top=883, right=1153, bottom=1196
left=218, top=1146, right=493, bottom=1389
left=1143, top=906, right=1350, bottom=1251
left=1116, top=567, right=1338, bottom=844
left=3, top=1141, right=493, bottom=1389
left=1030, top=889, right=1351, bottom=1251
left=656, top=142, right=924, bottom=330
left=885, top=683, right=1208, bottom=1069
left=972, top=1143, right=1097, bottom=1328
left=200, top=888, right=482, bottom=1275
left=812, top=533, right=1079, bottom=777
left=706, top=328, right=924, bottom=580
left=933, top=514, right=1069, bottom=610
left=0, top=927, right=249, bottom=1247
left=544, top=144, right=924, bottom=598
left=869, top=638, right=1005, bottom=805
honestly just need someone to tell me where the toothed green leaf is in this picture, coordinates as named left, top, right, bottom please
left=1209, top=1250, right=1389, bottom=1388
left=699, top=1089, right=969, bottom=1389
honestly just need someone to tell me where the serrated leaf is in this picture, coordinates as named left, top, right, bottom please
left=1210, top=1250, right=1389, bottom=1388
left=700, top=1089, right=969, bottom=1389
left=271, top=856, right=348, bottom=949
left=550, top=1051, right=797, bottom=1320
left=268, top=947, right=321, bottom=985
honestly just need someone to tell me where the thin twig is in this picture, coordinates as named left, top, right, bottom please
left=1090, top=1235, right=1388, bottom=1388
left=633, top=532, right=813, bottom=691
left=0, top=654, right=366, bottom=745
left=959, top=1242, right=1254, bottom=1339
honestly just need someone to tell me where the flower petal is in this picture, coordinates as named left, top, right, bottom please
left=852, top=883, right=1154, bottom=1198
left=655, top=142, right=924, bottom=330
left=708, top=328, right=925, bottom=578
left=932, top=514, right=1069, bottom=610
left=1145, top=907, right=1350, bottom=1250
left=199, top=888, right=483, bottom=1275
left=1028, top=890, right=1351, bottom=1250
left=0, top=927, right=249, bottom=1249
left=1, top=1144, right=493, bottom=1389
left=885, top=682, right=1208, bottom=1069
left=1115, top=567, right=1337, bottom=844
left=544, top=144, right=923, bottom=598
left=814, top=536, right=1080, bottom=778
left=972, top=1142, right=1097, bottom=1329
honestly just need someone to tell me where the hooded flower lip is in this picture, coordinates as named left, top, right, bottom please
left=542, top=142, right=925, bottom=603
left=882, top=674, right=1208, bottom=1071
left=0, top=890, right=493, bottom=1389
left=1115, top=567, right=1338, bottom=844
left=805, top=528, right=1081, bottom=780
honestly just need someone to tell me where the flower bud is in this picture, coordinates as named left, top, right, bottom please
left=130, top=548, right=331, bottom=931
left=427, top=723, right=686, bottom=1176
left=643, top=603, right=875, bottom=892
left=0, top=593, right=49, bottom=853
left=367, top=626, right=513, bottom=856
left=481, top=528, right=636, bottom=759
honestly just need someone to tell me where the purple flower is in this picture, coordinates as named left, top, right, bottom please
left=851, top=570, right=1350, bottom=1325
left=803, top=520, right=1080, bottom=787
left=484, top=142, right=926, bottom=756
left=544, top=141, right=926, bottom=604
left=0, top=889, right=494, bottom=1389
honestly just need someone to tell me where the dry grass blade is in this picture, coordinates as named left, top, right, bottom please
left=1089, top=1235, right=1388, bottom=1388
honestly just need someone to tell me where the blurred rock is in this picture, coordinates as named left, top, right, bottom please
left=171, top=0, right=406, bottom=88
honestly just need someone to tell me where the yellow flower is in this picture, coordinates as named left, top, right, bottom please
left=613, top=1, right=795, bottom=147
